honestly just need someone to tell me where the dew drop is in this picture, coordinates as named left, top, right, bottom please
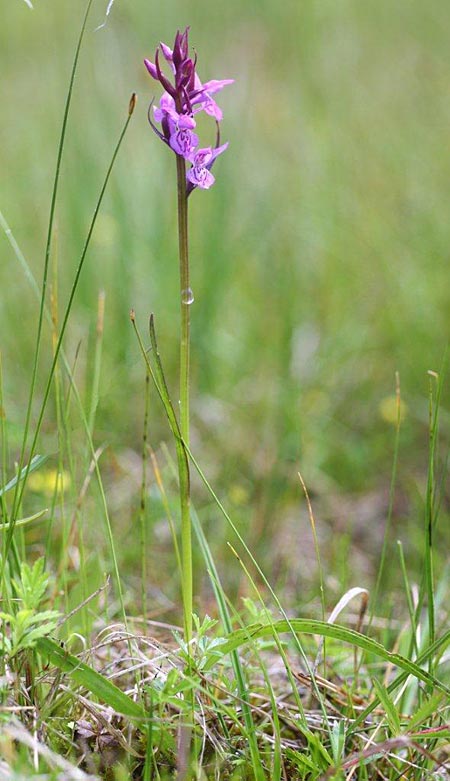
left=181, top=287, right=195, bottom=305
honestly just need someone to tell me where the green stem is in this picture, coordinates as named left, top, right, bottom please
left=3, top=103, right=135, bottom=567
left=175, top=154, right=192, bottom=645
left=11, top=0, right=94, bottom=529
left=177, top=155, right=190, bottom=444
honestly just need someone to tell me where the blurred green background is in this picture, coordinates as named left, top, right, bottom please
left=1, top=0, right=449, bottom=606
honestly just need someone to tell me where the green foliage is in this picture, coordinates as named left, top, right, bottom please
left=0, top=1, right=449, bottom=778
left=204, top=618, right=450, bottom=696
left=0, top=607, right=59, bottom=658
left=36, top=637, right=146, bottom=719
left=0, top=558, right=59, bottom=658
left=0, top=455, right=49, bottom=499
left=12, top=557, right=50, bottom=611
left=329, top=720, right=346, bottom=767
left=371, top=678, right=401, bottom=736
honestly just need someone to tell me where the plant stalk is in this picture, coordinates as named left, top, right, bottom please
left=176, top=153, right=192, bottom=645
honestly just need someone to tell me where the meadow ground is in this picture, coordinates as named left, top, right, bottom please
left=0, top=1, right=449, bottom=778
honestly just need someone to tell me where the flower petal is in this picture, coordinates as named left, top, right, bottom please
left=190, top=146, right=214, bottom=166
left=199, top=78, right=234, bottom=95
left=177, top=114, right=196, bottom=129
left=169, top=128, right=199, bottom=158
left=201, top=98, right=223, bottom=121
left=160, top=42, right=173, bottom=62
left=190, top=142, right=229, bottom=167
left=187, top=166, right=215, bottom=189
left=144, top=59, right=158, bottom=80
left=211, top=141, right=229, bottom=160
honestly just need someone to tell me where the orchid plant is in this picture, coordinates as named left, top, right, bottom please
left=144, top=29, right=232, bottom=645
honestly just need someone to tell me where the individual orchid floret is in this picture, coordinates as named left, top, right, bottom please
left=186, top=144, right=229, bottom=190
left=169, top=127, right=199, bottom=158
left=144, top=27, right=232, bottom=193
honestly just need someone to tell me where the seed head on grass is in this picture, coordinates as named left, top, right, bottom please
left=144, top=27, right=233, bottom=191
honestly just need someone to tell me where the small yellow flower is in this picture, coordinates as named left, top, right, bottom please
left=228, top=484, right=249, bottom=507
left=379, top=395, right=408, bottom=425
left=27, top=469, right=71, bottom=497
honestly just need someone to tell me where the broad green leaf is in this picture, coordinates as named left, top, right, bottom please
left=203, top=619, right=450, bottom=697
left=36, top=637, right=145, bottom=719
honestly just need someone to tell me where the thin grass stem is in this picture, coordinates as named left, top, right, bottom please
left=11, top=0, right=95, bottom=532
left=4, top=100, right=135, bottom=563
left=87, top=289, right=106, bottom=438
left=184, top=442, right=332, bottom=736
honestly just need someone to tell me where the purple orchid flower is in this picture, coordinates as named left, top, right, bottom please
left=170, top=127, right=199, bottom=158
left=186, top=144, right=229, bottom=190
left=144, top=28, right=232, bottom=193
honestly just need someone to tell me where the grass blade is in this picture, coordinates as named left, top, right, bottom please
left=371, top=677, right=401, bottom=736
left=0, top=455, right=49, bottom=498
left=204, top=618, right=450, bottom=696
left=36, top=637, right=145, bottom=719
left=12, top=0, right=95, bottom=525
left=0, top=509, right=47, bottom=532
left=191, top=510, right=266, bottom=781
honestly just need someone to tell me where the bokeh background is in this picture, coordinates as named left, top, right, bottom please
left=1, top=0, right=449, bottom=612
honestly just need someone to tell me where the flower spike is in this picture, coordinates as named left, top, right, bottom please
left=144, top=27, right=233, bottom=193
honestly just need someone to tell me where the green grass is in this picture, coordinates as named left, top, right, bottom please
left=1, top=0, right=450, bottom=778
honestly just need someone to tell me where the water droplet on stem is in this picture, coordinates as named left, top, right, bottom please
left=181, top=287, right=195, bottom=305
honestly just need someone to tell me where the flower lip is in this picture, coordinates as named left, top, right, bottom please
left=187, top=165, right=215, bottom=189
left=170, top=128, right=199, bottom=158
